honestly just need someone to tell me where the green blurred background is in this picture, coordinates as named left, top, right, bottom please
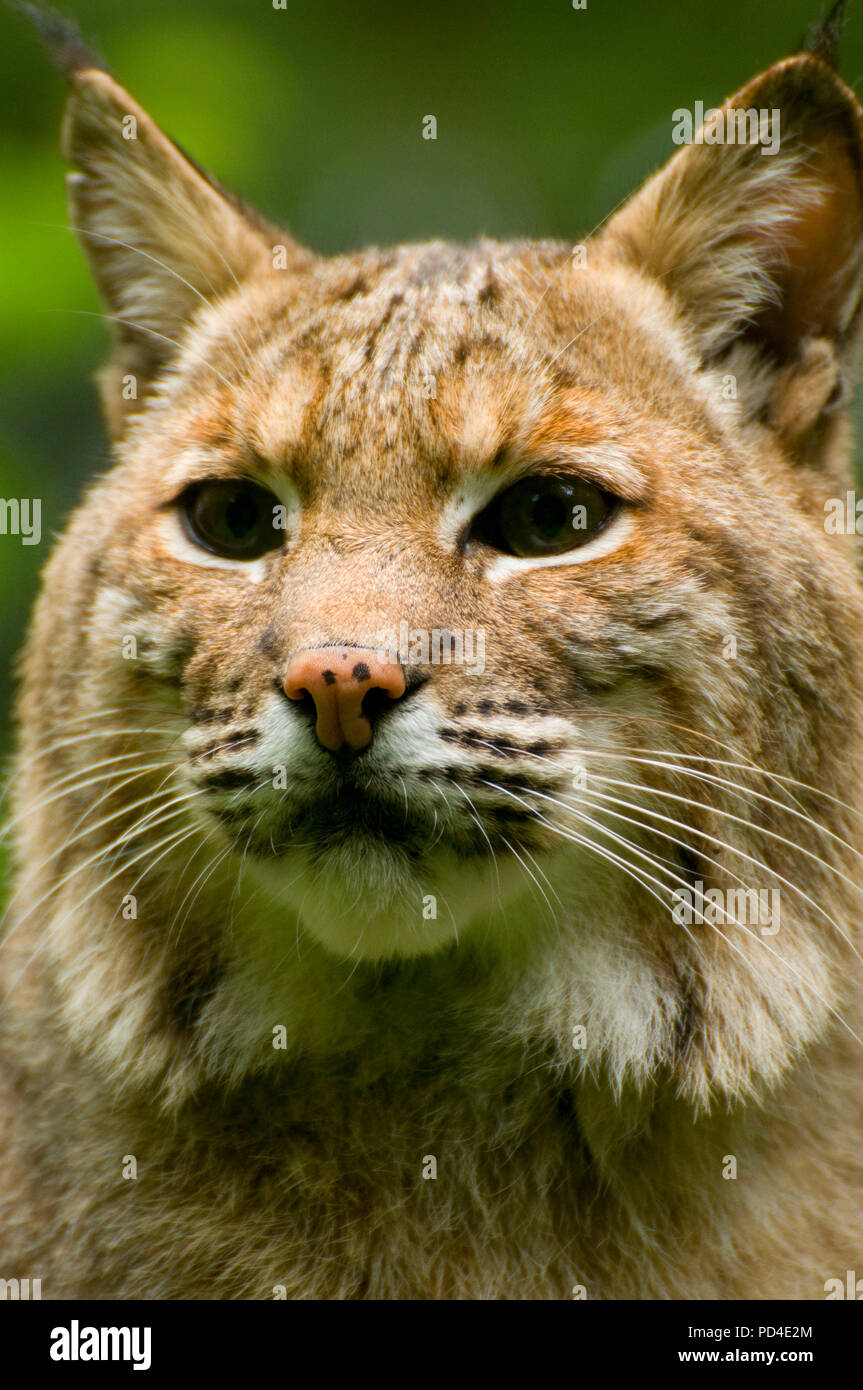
left=0, top=0, right=861, bottom=786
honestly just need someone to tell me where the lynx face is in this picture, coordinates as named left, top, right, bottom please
left=11, top=33, right=863, bottom=1098
left=73, top=228, right=856, bottom=967
left=69, top=239, right=672, bottom=961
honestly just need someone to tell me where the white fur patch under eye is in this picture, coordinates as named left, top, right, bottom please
left=484, top=507, right=635, bottom=581
left=439, top=476, right=503, bottom=548
left=154, top=512, right=275, bottom=581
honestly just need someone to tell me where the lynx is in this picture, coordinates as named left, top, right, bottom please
left=1, top=9, right=863, bottom=1299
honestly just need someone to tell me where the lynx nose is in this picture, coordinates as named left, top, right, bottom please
left=283, top=646, right=407, bottom=752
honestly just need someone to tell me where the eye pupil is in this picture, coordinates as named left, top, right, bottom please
left=225, top=492, right=259, bottom=538
left=181, top=481, right=281, bottom=560
left=531, top=493, right=568, bottom=539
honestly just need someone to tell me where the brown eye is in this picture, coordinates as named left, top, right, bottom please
left=180, top=480, right=283, bottom=559
left=471, top=476, right=618, bottom=558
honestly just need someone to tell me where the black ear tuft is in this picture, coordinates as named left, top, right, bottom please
left=8, top=1, right=109, bottom=76
left=800, top=1, right=846, bottom=70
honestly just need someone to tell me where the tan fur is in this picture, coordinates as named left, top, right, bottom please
left=2, top=33, right=863, bottom=1298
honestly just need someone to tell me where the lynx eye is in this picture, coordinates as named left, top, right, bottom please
left=472, top=475, right=618, bottom=558
left=180, top=480, right=283, bottom=559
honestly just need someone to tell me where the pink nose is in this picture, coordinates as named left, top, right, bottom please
left=283, top=646, right=407, bottom=751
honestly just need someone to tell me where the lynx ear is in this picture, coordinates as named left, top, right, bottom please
left=61, top=63, right=309, bottom=430
left=599, top=50, right=863, bottom=463
left=9, top=0, right=317, bottom=442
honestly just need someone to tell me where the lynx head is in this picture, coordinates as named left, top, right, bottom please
left=13, top=15, right=863, bottom=1103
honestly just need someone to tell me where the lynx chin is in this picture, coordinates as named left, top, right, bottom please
left=1, top=8, right=863, bottom=1299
